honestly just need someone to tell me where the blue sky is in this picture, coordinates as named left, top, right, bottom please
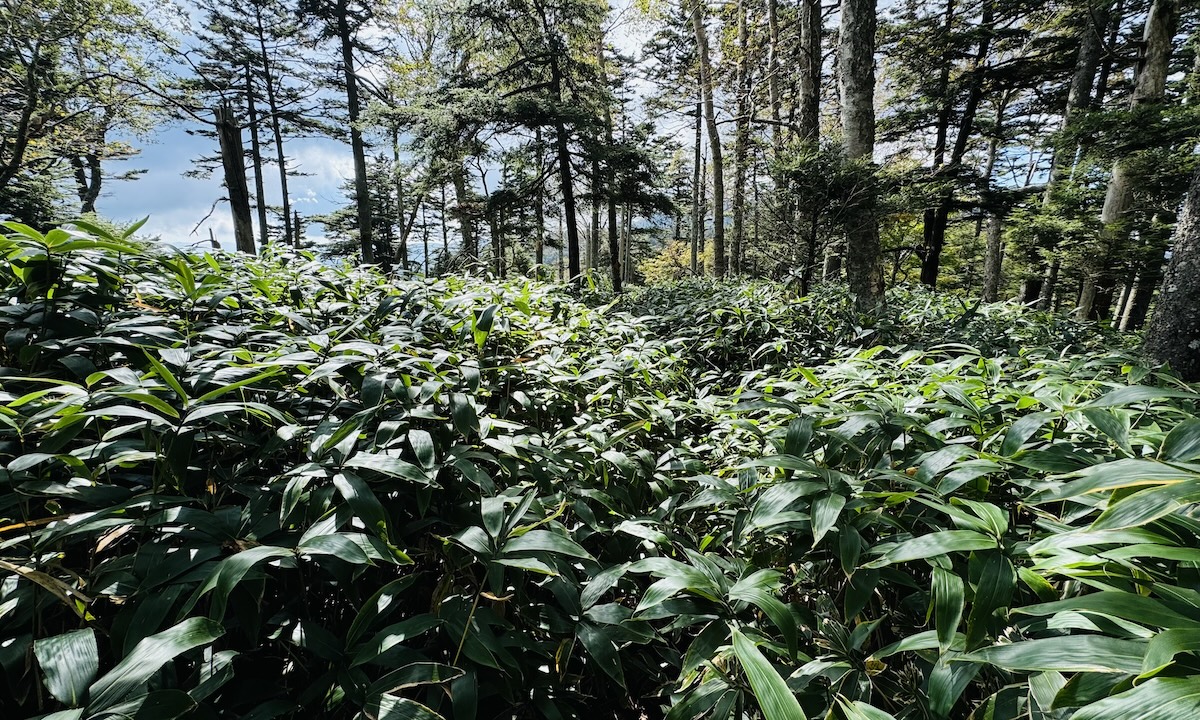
left=98, top=123, right=352, bottom=249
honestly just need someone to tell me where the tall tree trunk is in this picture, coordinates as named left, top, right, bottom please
left=335, top=0, right=374, bottom=263
left=590, top=157, right=601, bottom=270
left=451, top=166, right=477, bottom=257
left=732, top=0, right=750, bottom=275
left=1080, top=0, right=1178, bottom=320
left=1144, top=165, right=1200, bottom=379
left=246, top=65, right=270, bottom=251
left=920, top=0, right=994, bottom=287
left=535, top=129, right=546, bottom=267
left=215, top=103, right=256, bottom=255
left=550, top=57, right=582, bottom=283
left=254, top=5, right=293, bottom=246
left=691, top=0, right=726, bottom=278
left=691, top=101, right=702, bottom=274
left=392, top=127, right=410, bottom=270
left=605, top=100, right=621, bottom=293
left=981, top=214, right=1004, bottom=302
left=71, top=152, right=102, bottom=214
left=1023, top=2, right=1109, bottom=301
left=767, top=0, right=783, bottom=150
left=839, top=0, right=884, bottom=312
left=798, top=0, right=821, bottom=142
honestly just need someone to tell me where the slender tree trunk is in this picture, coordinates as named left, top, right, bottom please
left=254, top=6, right=293, bottom=246
left=1037, top=258, right=1060, bottom=310
left=392, top=127, right=410, bottom=270
left=1026, top=3, right=1108, bottom=300
left=798, top=0, right=821, bottom=142
left=550, top=58, right=582, bottom=282
left=1080, top=0, right=1178, bottom=320
left=336, top=0, right=374, bottom=263
left=982, top=214, right=1004, bottom=302
left=451, top=166, right=477, bottom=257
left=691, top=102, right=702, bottom=274
left=839, top=0, right=884, bottom=312
left=215, top=103, right=256, bottom=255
left=921, top=0, right=994, bottom=287
left=536, top=130, right=546, bottom=267
left=246, top=65, right=270, bottom=250
left=71, top=152, right=102, bottom=214
left=767, top=0, right=783, bottom=150
left=605, top=106, right=621, bottom=292
left=1144, top=165, right=1200, bottom=379
left=691, top=0, right=726, bottom=277
left=732, top=0, right=750, bottom=275
left=590, top=158, right=601, bottom=271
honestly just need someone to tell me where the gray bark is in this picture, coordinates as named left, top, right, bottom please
left=838, top=0, right=883, bottom=311
left=336, top=0, right=374, bottom=263
left=691, top=0, right=726, bottom=277
left=246, top=65, right=270, bottom=251
left=982, top=214, right=1003, bottom=303
left=1144, top=165, right=1200, bottom=380
left=798, top=0, right=821, bottom=142
left=732, top=0, right=750, bottom=275
left=215, top=103, right=256, bottom=255
left=1080, top=0, right=1179, bottom=320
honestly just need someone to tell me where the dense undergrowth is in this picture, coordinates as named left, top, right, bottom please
left=2, top=222, right=1199, bottom=720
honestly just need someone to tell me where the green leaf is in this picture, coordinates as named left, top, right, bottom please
left=472, top=304, right=498, bottom=349
left=577, top=623, right=626, bottom=687
left=811, top=492, right=846, bottom=546
left=1091, top=483, right=1200, bottom=530
left=344, top=453, right=432, bottom=485
left=502, top=530, right=591, bottom=559
left=835, top=697, right=897, bottom=720
left=1141, top=629, right=1200, bottom=677
left=376, top=696, right=447, bottom=720
left=1161, top=419, right=1200, bottom=462
left=347, top=576, right=419, bottom=647
left=34, top=629, right=98, bottom=707
left=297, top=534, right=372, bottom=565
left=965, top=552, right=1015, bottom=649
left=86, top=618, right=224, bottom=712
left=1032, top=459, right=1196, bottom=503
left=730, top=571, right=798, bottom=659
left=932, top=567, right=963, bottom=655
left=1071, top=678, right=1200, bottom=720
left=1001, top=411, right=1057, bottom=455
left=965, top=636, right=1146, bottom=673
left=143, top=350, right=189, bottom=403
left=864, top=531, right=997, bottom=568
left=1082, top=409, right=1131, bottom=454
left=731, top=628, right=806, bottom=720
left=1015, top=592, right=1200, bottom=630
left=333, top=471, right=391, bottom=539
left=182, top=545, right=294, bottom=620
left=1085, top=386, right=1200, bottom=408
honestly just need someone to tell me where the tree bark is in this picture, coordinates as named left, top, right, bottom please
left=71, top=152, right=102, bottom=215
left=215, top=103, right=256, bottom=255
left=254, top=4, right=293, bottom=246
left=691, top=0, right=726, bottom=278
left=798, top=0, right=821, bottom=142
left=1144, top=165, right=1200, bottom=380
left=691, top=102, right=702, bottom=274
left=246, top=65, right=270, bottom=251
left=981, top=214, right=1003, bottom=302
left=1080, top=0, right=1178, bottom=320
left=451, top=165, right=477, bottom=257
left=920, top=0, right=993, bottom=287
left=550, top=57, right=582, bottom=283
left=335, top=0, right=374, bottom=263
left=731, top=0, right=750, bottom=275
left=838, top=0, right=884, bottom=312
